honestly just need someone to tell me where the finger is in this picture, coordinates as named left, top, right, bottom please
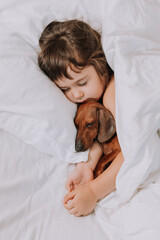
left=63, top=191, right=75, bottom=204
left=65, top=178, right=74, bottom=192
left=64, top=200, right=75, bottom=210
left=69, top=208, right=78, bottom=215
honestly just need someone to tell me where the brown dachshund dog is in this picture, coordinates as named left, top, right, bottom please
left=74, top=101, right=121, bottom=178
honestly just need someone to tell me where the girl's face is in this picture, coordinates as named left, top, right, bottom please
left=56, top=65, right=106, bottom=104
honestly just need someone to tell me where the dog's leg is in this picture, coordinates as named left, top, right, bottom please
left=94, top=155, right=112, bottom=178
left=94, top=150, right=119, bottom=178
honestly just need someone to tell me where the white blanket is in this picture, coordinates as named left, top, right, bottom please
left=0, top=0, right=160, bottom=239
left=94, top=1, right=160, bottom=238
left=89, top=0, right=160, bottom=201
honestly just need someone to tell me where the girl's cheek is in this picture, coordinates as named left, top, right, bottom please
left=65, top=92, right=74, bottom=103
left=65, top=93, right=71, bottom=100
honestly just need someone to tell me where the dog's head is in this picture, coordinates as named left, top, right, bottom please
left=74, top=101, right=116, bottom=152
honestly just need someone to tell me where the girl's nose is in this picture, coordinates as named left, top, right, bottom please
left=72, top=89, right=84, bottom=100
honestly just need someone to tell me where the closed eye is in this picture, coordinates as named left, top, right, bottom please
left=78, top=81, right=87, bottom=86
left=61, top=88, right=70, bottom=92
left=86, top=121, right=95, bottom=127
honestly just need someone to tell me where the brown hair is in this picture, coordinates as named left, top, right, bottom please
left=38, top=19, right=113, bottom=83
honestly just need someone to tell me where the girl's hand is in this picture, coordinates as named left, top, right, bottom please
left=65, top=162, right=94, bottom=192
left=65, top=141, right=102, bottom=191
left=63, top=183, right=97, bottom=216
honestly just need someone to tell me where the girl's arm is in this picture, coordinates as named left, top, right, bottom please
left=89, top=151, right=123, bottom=200
left=103, top=75, right=116, bottom=119
left=85, top=140, right=103, bottom=171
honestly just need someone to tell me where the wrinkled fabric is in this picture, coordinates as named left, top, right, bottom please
left=0, top=0, right=160, bottom=239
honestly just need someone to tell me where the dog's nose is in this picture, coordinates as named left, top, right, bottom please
left=75, top=139, right=85, bottom=152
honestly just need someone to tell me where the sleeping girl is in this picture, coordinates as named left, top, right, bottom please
left=38, top=19, right=124, bottom=216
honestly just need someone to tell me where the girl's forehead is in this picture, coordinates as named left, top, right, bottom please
left=56, top=66, right=89, bottom=86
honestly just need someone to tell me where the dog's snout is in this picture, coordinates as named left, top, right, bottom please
left=75, top=139, right=85, bottom=152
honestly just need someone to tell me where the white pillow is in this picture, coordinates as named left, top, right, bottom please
left=0, top=0, right=92, bottom=163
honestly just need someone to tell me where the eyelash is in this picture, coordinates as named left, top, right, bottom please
left=62, top=89, right=69, bottom=92
left=61, top=81, right=87, bottom=92
left=78, top=81, right=87, bottom=86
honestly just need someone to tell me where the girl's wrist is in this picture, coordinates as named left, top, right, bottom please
left=76, top=161, right=93, bottom=171
left=84, top=160, right=94, bottom=171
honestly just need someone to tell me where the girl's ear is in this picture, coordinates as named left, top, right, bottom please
left=97, top=108, right=116, bottom=143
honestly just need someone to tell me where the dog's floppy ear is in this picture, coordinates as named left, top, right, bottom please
left=97, top=108, right=116, bottom=143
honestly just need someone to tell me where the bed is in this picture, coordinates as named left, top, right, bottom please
left=0, top=0, right=160, bottom=239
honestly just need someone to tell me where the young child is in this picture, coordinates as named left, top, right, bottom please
left=38, top=19, right=124, bottom=217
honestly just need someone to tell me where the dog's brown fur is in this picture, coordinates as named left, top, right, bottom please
left=74, top=101, right=121, bottom=178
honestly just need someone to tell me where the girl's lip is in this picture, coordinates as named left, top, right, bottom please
left=80, top=99, right=90, bottom=104
left=80, top=98, right=94, bottom=104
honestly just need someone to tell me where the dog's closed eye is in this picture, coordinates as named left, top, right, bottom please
left=86, top=121, right=95, bottom=127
